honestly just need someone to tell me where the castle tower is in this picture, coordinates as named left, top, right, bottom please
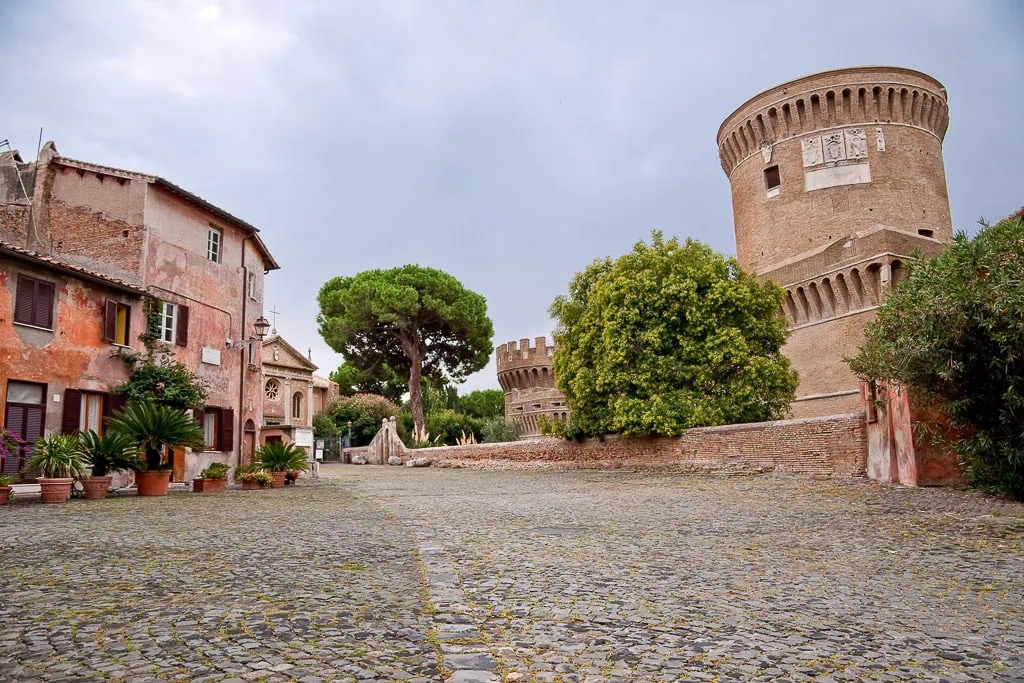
left=718, top=66, right=952, bottom=417
left=496, top=337, right=569, bottom=437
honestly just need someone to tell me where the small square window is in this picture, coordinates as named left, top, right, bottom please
left=207, top=227, right=222, bottom=263
left=764, top=165, right=781, bottom=190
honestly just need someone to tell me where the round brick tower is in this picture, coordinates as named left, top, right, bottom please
left=496, top=336, right=569, bottom=437
left=717, top=66, right=953, bottom=417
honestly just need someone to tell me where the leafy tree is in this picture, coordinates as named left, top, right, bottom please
left=460, top=389, right=506, bottom=419
left=329, top=362, right=406, bottom=402
left=550, top=231, right=797, bottom=437
left=318, top=265, right=494, bottom=436
left=325, top=394, right=400, bottom=447
left=850, top=216, right=1024, bottom=498
left=312, top=413, right=339, bottom=439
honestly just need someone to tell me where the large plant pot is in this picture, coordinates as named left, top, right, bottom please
left=136, top=470, right=171, bottom=497
left=270, top=472, right=287, bottom=489
left=83, top=476, right=112, bottom=500
left=0, top=486, right=11, bottom=505
left=241, top=479, right=264, bottom=490
left=39, top=477, right=74, bottom=504
left=193, top=478, right=227, bottom=493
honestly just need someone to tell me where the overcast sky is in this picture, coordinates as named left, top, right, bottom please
left=2, top=1, right=1022, bottom=392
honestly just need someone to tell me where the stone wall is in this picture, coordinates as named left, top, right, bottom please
left=412, top=413, right=867, bottom=477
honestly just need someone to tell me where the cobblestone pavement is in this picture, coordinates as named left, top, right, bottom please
left=1, top=469, right=1022, bottom=682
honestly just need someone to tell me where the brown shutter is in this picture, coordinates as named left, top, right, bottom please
left=175, top=305, right=189, bottom=346
left=62, top=389, right=82, bottom=434
left=103, top=393, right=126, bottom=430
left=2, top=404, right=25, bottom=474
left=14, top=276, right=35, bottom=325
left=24, top=405, right=45, bottom=444
left=104, top=300, right=118, bottom=342
left=35, top=280, right=54, bottom=329
left=218, top=407, right=234, bottom=452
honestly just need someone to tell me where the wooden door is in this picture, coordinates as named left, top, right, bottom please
left=243, top=430, right=255, bottom=466
left=170, top=447, right=186, bottom=482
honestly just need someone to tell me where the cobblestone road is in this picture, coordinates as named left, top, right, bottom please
left=1, top=468, right=1022, bottom=682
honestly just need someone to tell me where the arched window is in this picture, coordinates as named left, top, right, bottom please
left=292, top=392, right=303, bottom=419
left=265, top=379, right=280, bottom=400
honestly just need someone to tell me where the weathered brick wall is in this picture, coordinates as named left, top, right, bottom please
left=415, top=413, right=867, bottom=477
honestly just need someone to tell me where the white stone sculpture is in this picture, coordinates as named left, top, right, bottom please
left=875, top=127, right=886, bottom=151
left=823, top=132, right=846, bottom=162
left=802, top=136, right=823, bottom=167
left=761, top=141, right=773, bottom=163
left=844, top=128, right=867, bottom=159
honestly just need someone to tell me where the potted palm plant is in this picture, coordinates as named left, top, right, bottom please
left=108, top=400, right=205, bottom=497
left=26, top=434, right=89, bottom=503
left=193, top=462, right=229, bottom=493
left=0, top=474, right=12, bottom=505
left=79, top=430, right=137, bottom=500
left=255, top=441, right=310, bottom=488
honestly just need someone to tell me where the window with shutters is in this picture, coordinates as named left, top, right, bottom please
left=13, top=275, right=55, bottom=330
left=104, top=300, right=132, bottom=346
left=79, top=392, right=104, bottom=435
left=203, top=409, right=219, bottom=450
left=207, top=227, right=222, bottom=263
left=159, top=302, right=176, bottom=343
left=3, top=380, right=46, bottom=477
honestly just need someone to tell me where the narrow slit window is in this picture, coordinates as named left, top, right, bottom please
left=918, top=228, right=934, bottom=238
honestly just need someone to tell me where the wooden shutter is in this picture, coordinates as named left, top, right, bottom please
left=104, top=300, right=118, bottom=342
left=24, top=406, right=44, bottom=445
left=14, top=276, right=35, bottom=325
left=62, top=389, right=82, bottom=434
left=218, top=407, right=234, bottom=452
left=175, top=305, right=189, bottom=346
left=2, top=404, right=25, bottom=474
left=34, top=280, right=54, bottom=329
left=103, top=393, right=126, bottom=430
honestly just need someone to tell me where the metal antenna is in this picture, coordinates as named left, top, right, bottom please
left=0, top=138, right=42, bottom=246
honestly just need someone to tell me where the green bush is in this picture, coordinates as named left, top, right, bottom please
left=26, top=434, right=89, bottom=479
left=550, top=231, right=796, bottom=437
left=425, top=409, right=483, bottom=446
left=480, top=417, right=523, bottom=443
left=325, top=394, right=400, bottom=446
left=459, top=389, right=505, bottom=419
left=850, top=215, right=1024, bottom=498
left=312, top=413, right=339, bottom=438
left=199, top=462, right=229, bottom=480
left=256, top=441, right=310, bottom=473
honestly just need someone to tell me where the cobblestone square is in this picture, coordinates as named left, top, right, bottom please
left=1, top=467, right=1022, bottom=682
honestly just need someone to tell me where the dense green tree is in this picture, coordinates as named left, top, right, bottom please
left=324, top=394, right=400, bottom=447
left=550, top=231, right=796, bottom=437
left=850, top=215, right=1024, bottom=498
left=459, top=389, right=506, bottom=419
left=329, top=362, right=406, bottom=403
left=318, top=266, right=493, bottom=436
left=311, top=413, right=339, bottom=439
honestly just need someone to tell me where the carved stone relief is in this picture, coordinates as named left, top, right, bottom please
left=844, top=128, right=867, bottom=159
left=802, top=135, right=823, bottom=167
left=823, top=132, right=846, bottom=162
left=761, top=141, right=773, bottom=163
left=875, top=127, right=886, bottom=151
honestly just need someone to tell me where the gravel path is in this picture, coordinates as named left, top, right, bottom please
left=0, top=467, right=1021, bottom=682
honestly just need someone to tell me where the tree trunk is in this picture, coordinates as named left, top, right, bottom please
left=402, top=331, right=426, bottom=439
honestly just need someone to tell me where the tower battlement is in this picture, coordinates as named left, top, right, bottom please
left=494, top=334, right=569, bottom=437
left=495, top=336, right=555, bottom=372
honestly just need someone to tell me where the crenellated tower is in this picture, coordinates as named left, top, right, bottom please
left=495, top=336, right=569, bottom=436
left=718, top=66, right=953, bottom=417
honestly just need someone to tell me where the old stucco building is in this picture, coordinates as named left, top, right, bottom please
left=496, top=336, right=570, bottom=436
left=0, top=142, right=279, bottom=481
left=717, top=66, right=953, bottom=417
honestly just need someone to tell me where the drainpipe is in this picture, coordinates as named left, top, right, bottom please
left=239, top=235, right=251, bottom=468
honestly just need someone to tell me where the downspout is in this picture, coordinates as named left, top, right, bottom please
left=239, top=235, right=251, bottom=467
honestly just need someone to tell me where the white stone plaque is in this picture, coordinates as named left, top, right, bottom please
left=802, top=135, right=823, bottom=167
left=875, top=127, right=886, bottom=151
left=201, top=346, right=222, bottom=366
left=804, top=163, right=871, bottom=192
left=294, top=427, right=314, bottom=448
left=844, top=128, right=868, bottom=160
left=823, top=132, right=846, bottom=162
left=761, top=141, right=773, bottom=163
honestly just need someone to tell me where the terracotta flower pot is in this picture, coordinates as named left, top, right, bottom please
left=193, top=478, right=227, bottom=493
left=39, top=477, right=74, bottom=504
left=135, top=470, right=171, bottom=497
left=83, top=476, right=113, bottom=500
left=241, top=479, right=263, bottom=490
left=270, top=472, right=287, bottom=489
left=0, top=486, right=11, bottom=505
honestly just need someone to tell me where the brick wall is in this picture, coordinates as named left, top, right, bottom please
left=414, top=413, right=867, bottom=477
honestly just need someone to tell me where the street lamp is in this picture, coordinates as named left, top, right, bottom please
left=253, top=316, right=271, bottom=340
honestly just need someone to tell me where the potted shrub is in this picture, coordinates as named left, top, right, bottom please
left=255, top=441, right=310, bottom=488
left=238, top=469, right=272, bottom=490
left=108, top=400, right=205, bottom=497
left=79, top=430, right=137, bottom=500
left=0, top=474, right=12, bottom=505
left=25, top=434, right=89, bottom=503
left=193, top=462, right=229, bottom=493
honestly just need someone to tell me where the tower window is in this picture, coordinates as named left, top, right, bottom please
left=764, top=165, right=781, bottom=190
left=918, top=229, right=934, bottom=238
